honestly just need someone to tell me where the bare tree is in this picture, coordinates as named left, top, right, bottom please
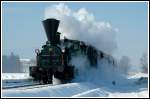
left=118, top=56, right=131, bottom=75
left=140, top=53, right=148, bottom=73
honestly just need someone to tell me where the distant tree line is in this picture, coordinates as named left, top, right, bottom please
left=2, top=52, right=22, bottom=73
left=140, top=53, right=148, bottom=73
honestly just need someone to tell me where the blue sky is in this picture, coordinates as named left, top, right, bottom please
left=2, top=2, right=148, bottom=66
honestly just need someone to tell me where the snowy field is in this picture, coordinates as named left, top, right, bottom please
left=2, top=73, right=37, bottom=89
left=2, top=73, right=30, bottom=80
left=2, top=73, right=149, bottom=98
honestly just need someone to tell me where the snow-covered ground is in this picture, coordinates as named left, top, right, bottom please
left=2, top=73, right=149, bottom=97
left=2, top=73, right=30, bottom=80
left=2, top=73, right=34, bottom=89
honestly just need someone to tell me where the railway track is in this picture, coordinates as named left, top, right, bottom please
left=2, top=79, right=50, bottom=90
left=2, top=76, right=64, bottom=90
left=2, top=83, right=41, bottom=89
left=2, top=83, right=56, bottom=90
left=3, top=81, right=55, bottom=90
left=2, top=77, right=65, bottom=90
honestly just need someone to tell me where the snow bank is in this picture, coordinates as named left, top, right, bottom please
left=2, top=73, right=30, bottom=80
left=2, top=73, right=34, bottom=88
left=72, top=88, right=108, bottom=97
left=109, top=90, right=148, bottom=98
left=2, top=80, right=148, bottom=97
left=2, top=83, right=99, bottom=97
left=2, top=73, right=148, bottom=97
left=127, top=72, right=148, bottom=79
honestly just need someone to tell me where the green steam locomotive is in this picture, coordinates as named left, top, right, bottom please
left=29, top=19, right=75, bottom=84
left=29, top=18, right=114, bottom=84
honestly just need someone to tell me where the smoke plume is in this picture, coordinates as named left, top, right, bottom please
left=45, top=3, right=128, bottom=85
left=44, top=3, right=118, bottom=54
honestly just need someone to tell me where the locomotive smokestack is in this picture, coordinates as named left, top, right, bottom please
left=42, top=18, right=60, bottom=44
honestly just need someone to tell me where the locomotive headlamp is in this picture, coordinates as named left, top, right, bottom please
left=49, top=48, right=53, bottom=52
left=62, top=49, right=65, bottom=53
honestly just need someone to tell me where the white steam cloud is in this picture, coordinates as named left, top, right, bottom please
left=45, top=3, right=130, bottom=85
left=70, top=55, right=127, bottom=86
left=44, top=3, right=118, bottom=54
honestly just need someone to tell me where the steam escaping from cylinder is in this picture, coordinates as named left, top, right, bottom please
left=70, top=55, right=127, bottom=86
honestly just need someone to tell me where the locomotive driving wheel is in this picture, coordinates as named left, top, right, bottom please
left=54, top=65, right=74, bottom=83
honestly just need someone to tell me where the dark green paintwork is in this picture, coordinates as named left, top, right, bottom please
left=38, top=44, right=62, bottom=69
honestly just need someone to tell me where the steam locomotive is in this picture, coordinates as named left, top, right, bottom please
left=29, top=18, right=115, bottom=84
